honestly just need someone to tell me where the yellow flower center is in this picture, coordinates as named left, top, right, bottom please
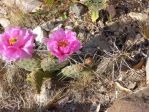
left=58, top=40, right=68, bottom=47
left=9, top=37, right=17, bottom=46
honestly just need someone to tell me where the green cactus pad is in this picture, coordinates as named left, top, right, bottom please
left=27, top=68, right=45, bottom=93
left=61, top=64, right=85, bottom=78
left=15, top=58, right=41, bottom=71
left=41, top=57, right=69, bottom=72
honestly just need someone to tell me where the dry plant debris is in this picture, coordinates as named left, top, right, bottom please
left=0, top=0, right=149, bottom=112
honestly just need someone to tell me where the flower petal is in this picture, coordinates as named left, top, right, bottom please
left=45, top=28, right=82, bottom=62
left=49, top=28, right=66, bottom=41
left=0, top=27, right=36, bottom=61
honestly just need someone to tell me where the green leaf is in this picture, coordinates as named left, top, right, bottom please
left=62, top=12, right=68, bottom=20
left=90, top=9, right=99, bottom=22
left=45, top=0, right=54, bottom=5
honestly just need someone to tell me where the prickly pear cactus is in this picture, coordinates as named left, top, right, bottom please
left=41, top=57, right=69, bottom=72
left=61, top=64, right=85, bottom=78
left=15, top=58, right=41, bottom=71
left=27, top=68, right=46, bottom=93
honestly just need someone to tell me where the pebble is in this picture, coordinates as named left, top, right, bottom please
left=0, top=18, right=10, bottom=28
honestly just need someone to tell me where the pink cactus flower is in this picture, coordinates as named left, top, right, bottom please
left=45, top=28, right=82, bottom=62
left=0, top=27, right=36, bottom=61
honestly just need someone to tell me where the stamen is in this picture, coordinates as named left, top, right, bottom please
left=58, top=40, right=68, bottom=47
left=9, top=37, right=17, bottom=45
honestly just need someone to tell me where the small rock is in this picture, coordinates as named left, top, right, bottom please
left=0, top=18, right=10, bottom=28
left=98, top=20, right=105, bottom=28
left=69, top=3, right=88, bottom=18
left=83, top=35, right=111, bottom=55
left=2, top=0, right=42, bottom=13
left=128, top=12, right=148, bottom=22
left=41, top=21, right=63, bottom=32
left=107, top=87, right=149, bottom=112
left=106, top=5, right=116, bottom=18
left=33, top=26, right=47, bottom=43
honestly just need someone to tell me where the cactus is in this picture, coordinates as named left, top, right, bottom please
left=15, top=58, right=41, bottom=71
left=61, top=64, right=85, bottom=78
left=26, top=68, right=51, bottom=93
left=41, top=57, right=69, bottom=73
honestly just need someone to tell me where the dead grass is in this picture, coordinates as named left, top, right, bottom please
left=8, top=7, right=27, bottom=27
left=0, top=64, right=38, bottom=112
